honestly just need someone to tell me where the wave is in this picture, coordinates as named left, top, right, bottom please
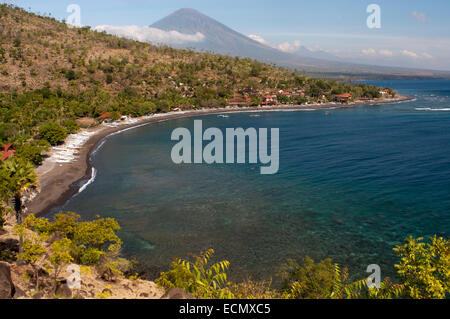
left=415, top=107, right=450, bottom=111
left=78, top=167, right=97, bottom=194
left=90, top=140, right=106, bottom=158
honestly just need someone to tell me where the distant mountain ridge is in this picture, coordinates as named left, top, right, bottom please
left=151, top=8, right=450, bottom=78
left=151, top=8, right=286, bottom=61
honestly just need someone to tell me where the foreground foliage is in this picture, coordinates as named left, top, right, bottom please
left=156, top=249, right=235, bottom=299
left=156, top=236, right=449, bottom=299
left=394, top=236, right=450, bottom=299
left=278, top=257, right=366, bottom=299
left=0, top=157, right=37, bottom=228
left=14, top=212, right=132, bottom=292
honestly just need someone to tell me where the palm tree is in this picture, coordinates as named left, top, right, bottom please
left=4, top=158, right=38, bottom=225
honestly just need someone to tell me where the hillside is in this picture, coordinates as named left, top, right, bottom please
left=0, top=4, right=342, bottom=97
left=0, top=4, right=281, bottom=96
left=0, top=4, right=389, bottom=98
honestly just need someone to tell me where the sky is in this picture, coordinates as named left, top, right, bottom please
left=5, top=0, right=450, bottom=70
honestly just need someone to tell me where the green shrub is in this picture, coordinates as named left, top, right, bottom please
left=16, top=140, right=50, bottom=165
left=65, top=69, right=76, bottom=81
left=156, top=249, right=235, bottom=299
left=394, top=236, right=450, bottom=299
left=39, top=122, right=67, bottom=145
left=279, top=257, right=366, bottom=299
left=20, top=212, right=126, bottom=272
left=231, top=279, right=278, bottom=299
left=0, top=123, right=19, bottom=142
left=13, top=38, right=21, bottom=47
left=62, top=119, right=80, bottom=134
left=50, top=211, right=80, bottom=237
left=79, top=247, right=104, bottom=265
left=279, top=257, right=335, bottom=299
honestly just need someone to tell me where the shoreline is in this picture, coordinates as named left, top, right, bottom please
left=28, top=95, right=413, bottom=217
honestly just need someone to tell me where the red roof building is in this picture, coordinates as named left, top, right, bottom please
left=97, top=112, right=122, bottom=121
left=335, top=93, right=352, bottom=103
left=228, top=98, right=249, bottom=106
left=98, top=112, right=113, bottom=120
left=261, top=94, right=277, bottom=106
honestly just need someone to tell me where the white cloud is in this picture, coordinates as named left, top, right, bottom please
left=379, top=49, right=393, bottom=57
left=412, top=12, right=427, bottom=23
left=362, top=48, right=376, bottom=56
left=277, top=40, right=302, bottom=52
left=277, top=40, right=302, bottom=53
left=248, top=34, right=272, bottom=46
left=361, top=49, right=431, bottom=60
left=94, top=25, right=205, bottom=45
left=401, top=50, right=419, bottom=58
left=248, top=34, right=304, bottom=53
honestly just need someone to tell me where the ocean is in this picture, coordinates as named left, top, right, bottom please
left=61, top=79, right=450, bottom=282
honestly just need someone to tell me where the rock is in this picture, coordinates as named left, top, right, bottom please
left=0, top=238, right=19, bottom=252
left=73, top=292, right=85, bottom=299
left=0, top=239, right=19, bottom=262
left=11, top=264, right=33, bottom=279
left=56, top=283, right=73, bottom=299
left=0, top=262, right=15, bottom=299
left=32, top=292, right=45, bottom=299
left=161, top=288, right=195, bottom=300
left=139, top=292, right=149, bottom=298
left=13, top=286, right=27, bottom=299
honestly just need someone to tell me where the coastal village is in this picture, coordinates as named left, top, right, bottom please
left=95, top=85, right=397, bottom=122
left=226, top=87, right=394, bottom=107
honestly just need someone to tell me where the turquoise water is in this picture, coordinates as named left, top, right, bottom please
left=62, top=80, right=450, bottom=282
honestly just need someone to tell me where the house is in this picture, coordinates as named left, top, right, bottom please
left=98, top=112, right=120, bottom=123
left=98, top=112, right=112, bottom=120
left=281, top=90, right=292, bottom=97
left=1, top=144, right=15, bottom=161
left=228, top=98, right=250, bottom=107
left=335, top=93, right=352, bottom=103
left=261, top=94, right=277, bottom=106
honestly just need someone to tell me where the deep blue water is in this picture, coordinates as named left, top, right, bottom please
left=62, top=80, right=450, bottom=282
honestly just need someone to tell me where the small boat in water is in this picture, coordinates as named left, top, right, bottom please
left=250, top=114, right=261, bottom=117
left=218, top=115, right=230, bottom=118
